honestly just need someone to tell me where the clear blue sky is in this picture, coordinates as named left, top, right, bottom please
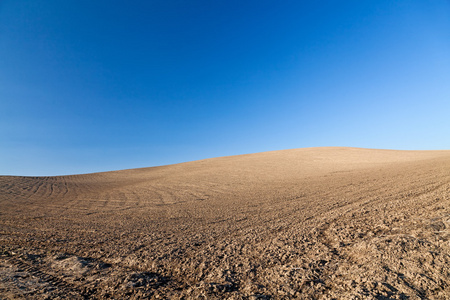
left=1, top=1, right=449, bottom=176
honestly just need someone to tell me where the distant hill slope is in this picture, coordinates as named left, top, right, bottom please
left=1, top=147, right=448, bottom=203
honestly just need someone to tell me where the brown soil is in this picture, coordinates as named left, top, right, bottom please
left=1, top=147, right=449, bottom=299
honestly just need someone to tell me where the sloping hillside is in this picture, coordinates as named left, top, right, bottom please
left=1, top=147, right=449, bottom=298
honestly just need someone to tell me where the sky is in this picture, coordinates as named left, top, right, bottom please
left=1, top=0, right=450, bottom=176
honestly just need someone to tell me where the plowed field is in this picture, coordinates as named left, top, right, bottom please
left=1, top=147, right=449, bottom=299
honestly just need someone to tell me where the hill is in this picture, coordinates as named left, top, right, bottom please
left=1, top=147, right=449, bottom=298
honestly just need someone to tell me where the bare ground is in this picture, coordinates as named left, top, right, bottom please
left=0, top=147, right=449, bottom=299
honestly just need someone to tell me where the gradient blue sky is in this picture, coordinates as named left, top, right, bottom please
left=1, top=1, right=449, bottom=176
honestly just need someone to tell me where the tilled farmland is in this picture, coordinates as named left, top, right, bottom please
left=1, top=147, right=449, bottom=299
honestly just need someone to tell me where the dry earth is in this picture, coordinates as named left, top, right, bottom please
left=1, top=147, right=449, bottom=299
